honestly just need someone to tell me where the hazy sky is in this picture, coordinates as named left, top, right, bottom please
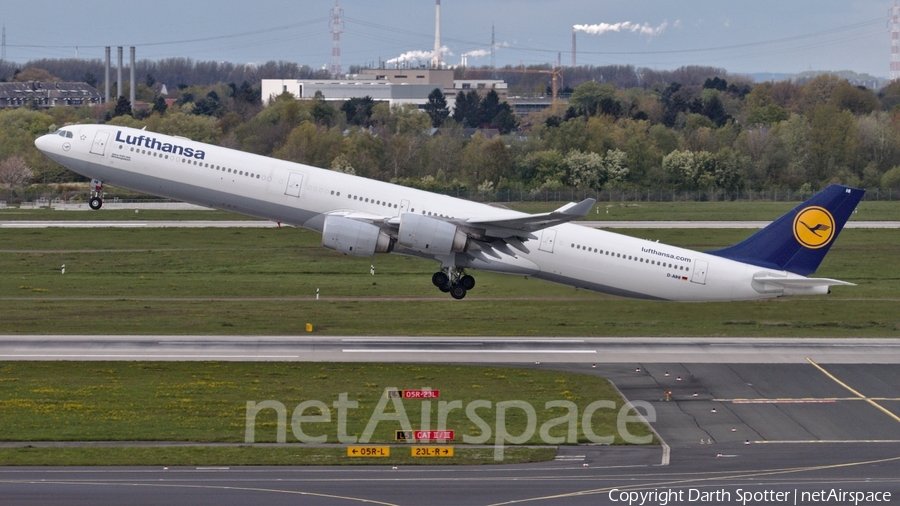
left=2, top=0, right=894, bottom=77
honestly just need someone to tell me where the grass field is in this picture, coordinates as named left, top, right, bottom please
left=0, top=362, right=648, bottom=465
left=0, top=208, right=255, bottom=221
left=0, top=446, right=557, bottom=466
left=1, top=226, right=898, bottom=336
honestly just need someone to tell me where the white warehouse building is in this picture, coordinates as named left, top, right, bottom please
left=261, top=78, right=445, bottom=108
left=262, top=70, right=507, bottom=111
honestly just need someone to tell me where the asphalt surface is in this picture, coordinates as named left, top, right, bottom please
left=2, top=443, right=899, bottom=506
left=2, top=344, right=900, bottom=505
left=2, top=335, right=900, bottom=363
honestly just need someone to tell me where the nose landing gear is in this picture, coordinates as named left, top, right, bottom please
left=89, top=179, right=103, bottom=210
left=431, top=268, right=476, bottom=299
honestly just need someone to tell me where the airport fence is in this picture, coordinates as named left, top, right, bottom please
left=1, top=188, right=898, bottom=208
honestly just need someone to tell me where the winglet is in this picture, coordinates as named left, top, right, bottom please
left=555, top=198, right=596, bottom=218
left=708, top=185, right=864, bottom=275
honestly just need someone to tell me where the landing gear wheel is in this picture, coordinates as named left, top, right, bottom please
left=460, top=275, right=475, bottom=290
left=432, top=272, right=449, bottom=288
left=89, top=197, right=103, bottom=210
left=450, top=284, right=467, bottom=300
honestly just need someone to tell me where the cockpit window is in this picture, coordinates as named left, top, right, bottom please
left=55, top=130, right=73, bottom=138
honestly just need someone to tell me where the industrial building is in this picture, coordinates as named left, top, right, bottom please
left=261, top=69, right=507, bottom=111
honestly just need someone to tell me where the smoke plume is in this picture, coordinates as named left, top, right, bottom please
left=387, top=46, right=452, bottom=66
left=574, top=21, right=668, bottom=37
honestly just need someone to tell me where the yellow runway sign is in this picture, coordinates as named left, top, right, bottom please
left=411, top=446, right=454, bottom=457
left=347, top=446, right=390, bottom=457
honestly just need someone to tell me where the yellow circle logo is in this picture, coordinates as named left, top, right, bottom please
left=793, top=206, right=835, bottom=249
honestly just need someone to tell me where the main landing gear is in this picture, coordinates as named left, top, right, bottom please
left=432, top=268, right=476, bottom=300
left=89, top=179, right=103, bottom=210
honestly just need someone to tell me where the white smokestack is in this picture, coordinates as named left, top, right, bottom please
left=431, top=0, right=442, bottom=68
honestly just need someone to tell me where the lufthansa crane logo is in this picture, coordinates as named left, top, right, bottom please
left=793, top=206, right=835, bottom=249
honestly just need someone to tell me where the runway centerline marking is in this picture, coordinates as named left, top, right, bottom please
left=806, top=358, right=900, bottom=424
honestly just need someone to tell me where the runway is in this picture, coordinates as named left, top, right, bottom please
left=2, top=220, right=899, bottom=229
left=1, top=443, right=898, bottom=506
left=2, top=335, right=900, bottom=363
left=2, top=357, right=899, bottom=504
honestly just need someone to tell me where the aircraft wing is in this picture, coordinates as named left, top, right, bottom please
left=463, top=198, right=596, bottom=238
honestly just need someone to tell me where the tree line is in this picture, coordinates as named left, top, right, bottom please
left=5, top=63, right=900, bottom=201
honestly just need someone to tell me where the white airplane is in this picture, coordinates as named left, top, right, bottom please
left=35, top=125, right=863, bottom=301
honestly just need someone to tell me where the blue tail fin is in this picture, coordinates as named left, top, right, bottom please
left=707, top=185, right=864, bottom=275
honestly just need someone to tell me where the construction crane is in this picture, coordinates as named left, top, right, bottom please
left=501, top=65, right=565, bottom=110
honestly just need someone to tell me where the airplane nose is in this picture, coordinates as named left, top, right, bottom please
left=34, top=133, right=54, bottom=153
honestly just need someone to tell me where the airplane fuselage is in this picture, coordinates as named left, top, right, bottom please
left=35, top=125, right=844, bottom=301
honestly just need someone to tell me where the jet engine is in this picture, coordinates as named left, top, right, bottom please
left=322, top=215, right=393, bottom=256
left=398, top=213, right=468, bottom=256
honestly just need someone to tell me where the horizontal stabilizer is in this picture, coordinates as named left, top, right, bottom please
left=752, top=274, right=855, bottom=289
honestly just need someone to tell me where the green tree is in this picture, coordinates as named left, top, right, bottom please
left=746, top=104, right=787, bottom=126
left=807, top=104, right=858, bottom=184
left=460, top=134, right=512, bottom=186
left=311, top=96, right=336, bottom=126
left=602, top=148, right=630, bottom=187
left=424, top=88, right=450, bottom=127
left=564, top=150, right=605, bottom=189
left=477, top=89, right=502, bottom=126
left=112, top=96, right=132, bottom=118
left=519, top=149, right=565, bottom=188
left=452, top=90, right=480, bottom=127
left=192, top=91, right=223, bottom=117
left=151, top=95, right=168, bottom=116
left=829, top=81, right=879, bottom=115
left=881, top=165, right=900, bottom=188
left=492, top=103, right=518, bottom=134
left=341, top=96, right=377, bottom=126
left=569, top=81, right=617, bottom=117
left=274, top=121, right=343, bottom=167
